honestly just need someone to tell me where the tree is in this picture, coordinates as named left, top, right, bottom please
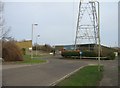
left=0, top=1, right=22, bottom=61
left=0, top=1, right=3, bottom=58
left=0, top=1, right=11, bottom=59
left=0, top=1, right=11, bottom=39
left=2, top=41, right=23, bottom=61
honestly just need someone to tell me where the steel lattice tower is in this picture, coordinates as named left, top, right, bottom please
left=75, top=0, right=100, bottom=50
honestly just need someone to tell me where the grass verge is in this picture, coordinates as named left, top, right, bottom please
left=16, top=55, right=46, bottom=64
left=56, top=65, right=103, bottom=86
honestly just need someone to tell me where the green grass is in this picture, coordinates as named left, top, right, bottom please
left=56, top=65, right=103, bottom=86
left=16, top=55, right=46, bottom=64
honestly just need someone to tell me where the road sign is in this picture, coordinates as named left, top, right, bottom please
left=80, top=51, right=82, bottom=55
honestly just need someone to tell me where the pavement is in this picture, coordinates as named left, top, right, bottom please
left=2, top=55, right=118, bottom=86
left=99, top=56, right=118, bottom=86
left=2, top=64, right=32, bottom=70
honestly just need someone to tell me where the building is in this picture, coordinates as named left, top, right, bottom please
left=55, top=44, right=117, bottom=56
left=55, top=44, right=95, bottom=51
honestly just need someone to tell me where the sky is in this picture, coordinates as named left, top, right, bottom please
left=2, top=0, right=118, bottom=47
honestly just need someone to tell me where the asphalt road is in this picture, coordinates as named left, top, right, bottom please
left=99, top=56, right=118, bottom=86
left=2, top=56, right=118, bottom=86
left=2, top=56, right=89, bottom=86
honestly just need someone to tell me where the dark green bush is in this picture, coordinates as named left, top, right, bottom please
left=61, top=50, right=115, bottom=60
left=106, top=52, right=115, bottom=60
left=82, top=51, right=97, bottom=57
left=61, top=51, right=79, bottom=57
left=100, top=51, right=115, bottom=60
left=61, top=50, right=97, bottom=58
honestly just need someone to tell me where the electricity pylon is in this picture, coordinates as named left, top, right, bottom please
left=75, top=0, right=100, bottom=50
left=75, top=0, right=101, bottom=71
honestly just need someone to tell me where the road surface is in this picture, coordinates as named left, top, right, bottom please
left=2, top=56, right=118, bottom=86
left=2, top=56, right=89, bottom=86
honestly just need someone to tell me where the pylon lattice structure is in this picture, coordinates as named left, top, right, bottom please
left=75, top=0, right=99, bottom=50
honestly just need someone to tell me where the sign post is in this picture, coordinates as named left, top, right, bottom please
left=80, top=51, right=82, bottom=59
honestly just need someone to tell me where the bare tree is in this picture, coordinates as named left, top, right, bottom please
left=0, top=1, right=11, bottom=39
left=0, top=1, right=3, bottom=58
left=0, top=1, right=11, bottom=59
left=0, top=1, right=4, bottom=39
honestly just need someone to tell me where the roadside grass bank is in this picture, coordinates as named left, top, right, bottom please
left=15, top=55, right=46, bottom=64
left=56, top=65, right=103, bottom=86
left=3, top=55, right=46, bottom=64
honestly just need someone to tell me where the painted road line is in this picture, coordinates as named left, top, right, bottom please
left=49, top=65, right=88, bottom=86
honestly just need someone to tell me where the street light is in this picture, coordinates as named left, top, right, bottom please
left=89, top=1, right=101, bottom=71
left=36, top=35, right=40, bottom=56
left=31, top=23, right=38, bottom=59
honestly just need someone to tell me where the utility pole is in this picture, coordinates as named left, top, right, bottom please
left=97, top=1, right=101, bottom=71
left=89, top=1, right=101, bottom=71
left=31, top=23, right=38, bottom=59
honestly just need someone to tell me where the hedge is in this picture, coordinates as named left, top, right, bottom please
left=104, top=52, right=115, bottom=60
left=61, top=51, right=79, bottom=57
left=61, top=50, right=115, bottom=60
left=61, top=50, right=97, bottom=58
left=82, top=51, right=97, bottom=57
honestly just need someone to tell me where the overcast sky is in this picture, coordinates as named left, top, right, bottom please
left=3, top=0, right=118, bottom=47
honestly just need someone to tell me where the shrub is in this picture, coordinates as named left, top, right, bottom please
left=61, top=50, right=115, bottom=60
left=61, top=50, right=80, bottom=57
left=106, top=52, right=115, bottom=60
left=2, top=41, right=23, bottom=61
left=21, top=48, right=26, bottom=55
left=61, top=50, right=97, bottom=58
left=82, top=51, right=97, bottom=57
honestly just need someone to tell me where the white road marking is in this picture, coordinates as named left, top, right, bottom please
left=49, top=65, right=88, bottom=86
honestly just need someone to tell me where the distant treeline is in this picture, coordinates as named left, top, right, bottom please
left=33, top=44, right=55, bottom=52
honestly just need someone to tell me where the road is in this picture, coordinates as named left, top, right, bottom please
left=99, top=56, right=118, bottom=86
left=2, top=56, right=89, bottom=86
left=2, top=56, right=118, bottom=86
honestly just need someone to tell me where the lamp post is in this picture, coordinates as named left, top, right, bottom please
left=31, top=23, right=38, bottom=59
left=36, top=35, right=40, bottom=56
left=89, top=1, right=101, bottom=71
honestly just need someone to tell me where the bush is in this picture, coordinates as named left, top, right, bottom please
left=61, top=50, right=115, bottom=60
left=106, top=52, right=115, bottom=60
left=2, top=41, right=23, bottom=61
left=61, top=50, right=97, bottom=58
left=82, top=51, right=97, bottom=57
left=21, top=48, right=26, bottom=55
left=61, top=50, right=80, bottom=57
